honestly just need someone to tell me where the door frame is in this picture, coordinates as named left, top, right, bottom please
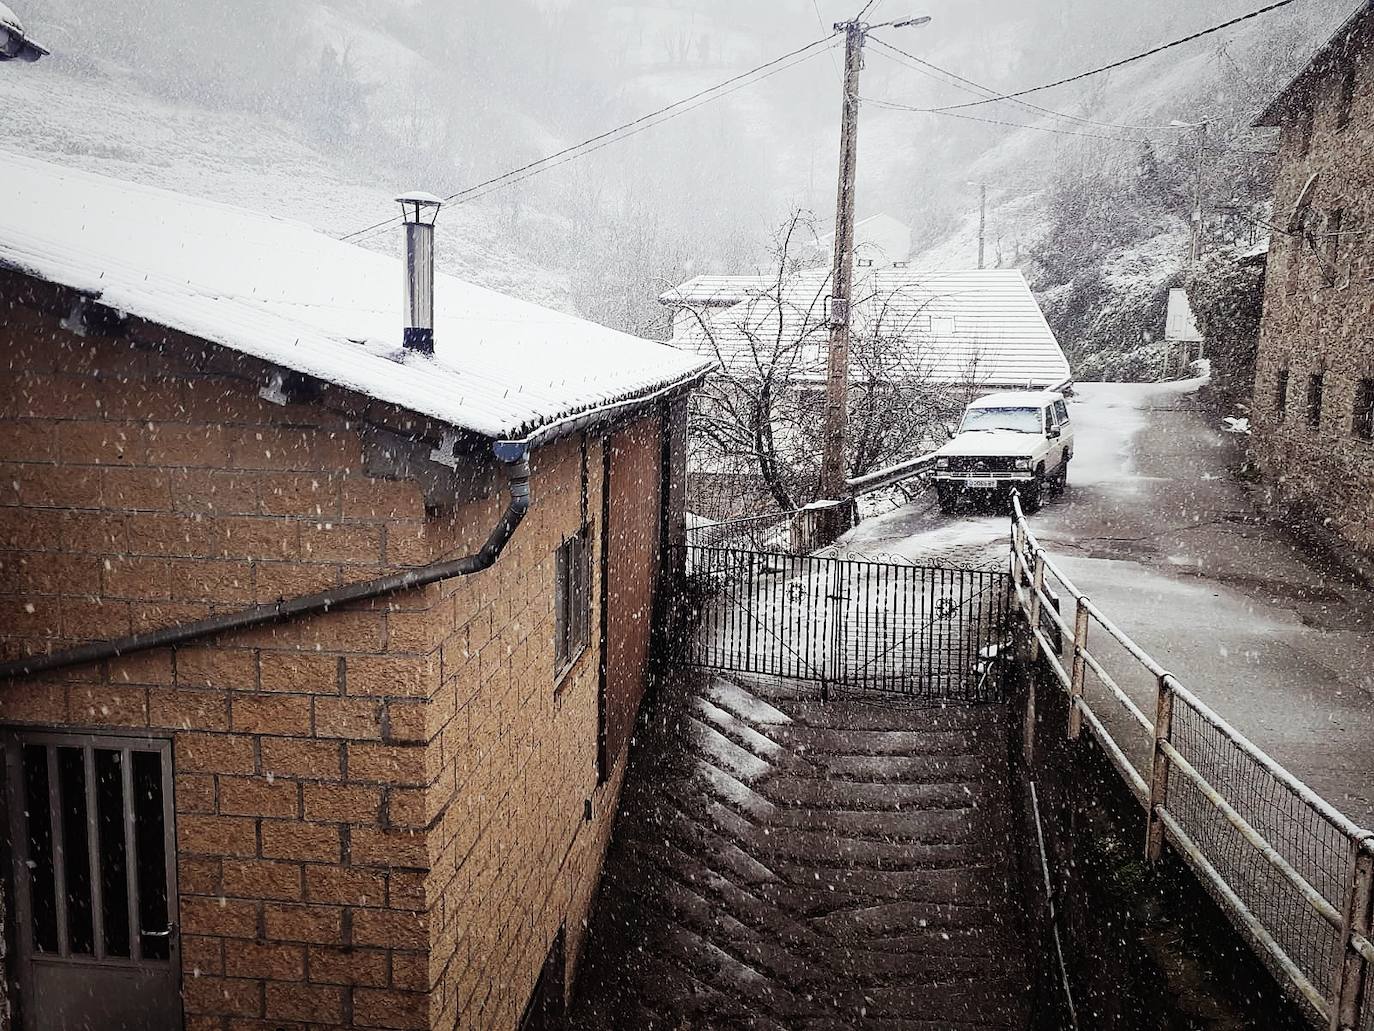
left=2, top=727, right=181, bottom=1031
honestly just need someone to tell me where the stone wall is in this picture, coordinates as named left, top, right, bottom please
left=1252, top=26, right=1374, bottom=557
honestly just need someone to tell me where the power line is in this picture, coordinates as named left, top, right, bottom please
left=869, top=37, right=1184, bottom=132
left=452, top=47, right=837, bottom=210
left=339, top=33, right=840, bottom=242
left=928, top=0, right=1300, bottom=113
left=857, top=0, right=884, bottom=22
left=866, top=96, right=1151, bottom=144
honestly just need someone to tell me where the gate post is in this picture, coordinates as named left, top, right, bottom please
left=1146, top=673, right=1175, bottom=862
left=1068, top=597, right=1090, bottom=741
left=1331, top=833, right=1374, bottom=1031
left=1028, top=550, right=1045, bottom=661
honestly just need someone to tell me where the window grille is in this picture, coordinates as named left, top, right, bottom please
left=554, top=527, right=592, bottom=681
left=1307, top=371, right=1325, bottom=428
left=1354, top=377, right=1374, bottom=440
left=1337, top=64, right=1358, bottom=130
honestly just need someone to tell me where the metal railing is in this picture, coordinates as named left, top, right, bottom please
left=683, top=544, right=1009, bottom=701
left=1009, top=495, right=1374, bottom=1030
left=685, top=510, right=796, bottom=552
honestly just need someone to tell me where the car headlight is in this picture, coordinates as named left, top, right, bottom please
left=1014, top=458, right=1032, bottom=471
left=935, top=457, right=950, bottom=469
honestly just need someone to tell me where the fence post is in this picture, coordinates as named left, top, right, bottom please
left=1146, top=673, right=1175, bottom=862
left=1028, top=550, right=1045, bottom=661
left=1068, top=597, right=1089, bottom=741
left=1331, top=834, right=1374, bottom=1031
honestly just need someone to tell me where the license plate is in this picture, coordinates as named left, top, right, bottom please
left=966, top=478, right=998, bottom=489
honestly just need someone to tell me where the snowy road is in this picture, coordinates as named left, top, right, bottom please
left=841, top=378, right=1374, bottom=828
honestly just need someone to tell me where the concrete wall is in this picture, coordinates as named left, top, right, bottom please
left=1253, top=28, right=1374, bottom=556
left=0, top=283, right=665, bottom=1029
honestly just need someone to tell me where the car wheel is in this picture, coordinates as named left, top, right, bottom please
left=1052, top=459, right=1070, bottom=496
left=1022, top=473, right=1044, bottom=514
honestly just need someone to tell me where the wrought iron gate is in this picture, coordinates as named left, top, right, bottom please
left=682, top=546, right=1011, bottom=701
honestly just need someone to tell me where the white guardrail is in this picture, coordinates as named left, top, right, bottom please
left=1010, top=495, right=1374, bottom=1031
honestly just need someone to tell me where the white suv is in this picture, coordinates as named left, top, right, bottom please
left=931, top=391, right=1074, bottom=513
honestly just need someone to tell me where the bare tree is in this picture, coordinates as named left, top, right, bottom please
left=671, top=210, right=966, bottom=516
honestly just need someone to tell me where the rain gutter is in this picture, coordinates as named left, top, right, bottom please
left=0, top=360, right=709, bottom=682
left=0, top=445, right=532, bottom=680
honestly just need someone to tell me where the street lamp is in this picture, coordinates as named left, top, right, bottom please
left=0, top=2, right=47, bottom=62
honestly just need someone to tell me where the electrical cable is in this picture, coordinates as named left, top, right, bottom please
left=869, top=38, right=1187, bottom=132
left=452, top=46, right=837, bottom=210
left=926, top=0, right=1300, bottom=112
left=865, top=97, right=1151, bottom=143
left=339, top=32, right=840, bottom=242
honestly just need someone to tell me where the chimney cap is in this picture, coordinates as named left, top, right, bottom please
left=396, top=191, right=443, bottom=226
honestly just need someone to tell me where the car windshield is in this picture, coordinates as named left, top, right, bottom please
left=960, top=406, right=1042, bottom=434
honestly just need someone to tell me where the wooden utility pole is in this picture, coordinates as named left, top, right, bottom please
left=818, top=20, right=866, bottom=510
left=977, top=183, right=988, bottom=269
left=1188, top=121, right=1208, bottom=265
left=815, top=14, right=929, bottom=543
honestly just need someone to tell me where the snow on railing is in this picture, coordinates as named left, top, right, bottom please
left=845, top=451, right=938, bottom=497
left=1009, top=493, right=1374, bottom=1031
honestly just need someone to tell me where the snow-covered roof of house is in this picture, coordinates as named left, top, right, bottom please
left=665, top=268, right=1071, bottom=390
left=1164, top=288, right=1204, bottom=343
left=0, top=150, right=711, bottom=441
left=1255, top=0, right=1373, bottom=126
left=659, top=274, right=779, bottom=308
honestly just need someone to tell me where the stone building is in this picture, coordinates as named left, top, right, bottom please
left=0, top=152, right=707, bottom=1030
left=1253, top=0, right=1374, bottom=555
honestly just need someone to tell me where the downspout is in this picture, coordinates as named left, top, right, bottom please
left=0, top=444, right=532, bottom=680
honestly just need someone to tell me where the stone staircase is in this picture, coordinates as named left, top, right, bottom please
left=570, top=675, right=1032, bottom=1030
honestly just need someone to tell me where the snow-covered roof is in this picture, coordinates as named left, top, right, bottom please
left=0, top=150, right=711, bottom=441
left=0, top=1, right=47, bottom=60
left=967, top=390, right=1064, bottom=409
left=665, top=268, right=1071, bottom=390
left=660, top=275, right=779, bottom=308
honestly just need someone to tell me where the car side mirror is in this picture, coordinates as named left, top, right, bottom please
left=945, top=423, right=958, bottom=438
left=1047, top=427, right=1061, bottom=439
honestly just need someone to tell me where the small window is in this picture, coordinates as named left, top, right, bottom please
left=1275, top=369, right=1289, bottom=421
left=1298, top=106, right=1315, bottom=155
left=1054, top=400, right=1069, bottom=424
left=1337, top=64, right=1358, bottom=130
left=1328, top=208, right=1344, bottom=273
left=1307, top=371, right=1325, bottom=428
left=1354, top=378, right=1374, bottom=440
left=554, top=527, right=592, bottom=682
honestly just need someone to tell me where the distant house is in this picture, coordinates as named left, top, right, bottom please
left=1252, top=1, right=1374, bottom=557
left=661, top=267, right=1072, bottom=392
left=660, top=266, right=1069, bottom=518
left=0, top=152, right=709, bottom=1030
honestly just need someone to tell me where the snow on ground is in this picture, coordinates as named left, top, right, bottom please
left=844, top=372, right=1374, bottom=826
left=0, top=62, right=575, bottom=312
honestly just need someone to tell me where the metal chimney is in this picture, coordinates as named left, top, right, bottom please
left=396, top=192, right=443, bottom=354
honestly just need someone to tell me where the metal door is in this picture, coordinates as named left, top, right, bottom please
left=4, top=731, right=181, bottom=1031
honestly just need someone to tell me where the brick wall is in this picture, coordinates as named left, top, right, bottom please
left=1253, top=33, right=1374, bottom=556
left=0, top=291, right=654, bottom=1029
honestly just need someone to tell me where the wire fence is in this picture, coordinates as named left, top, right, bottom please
left=1010, top=497, right=1374, bottom=1030
left=681, top=544, right=1010, bottom=701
